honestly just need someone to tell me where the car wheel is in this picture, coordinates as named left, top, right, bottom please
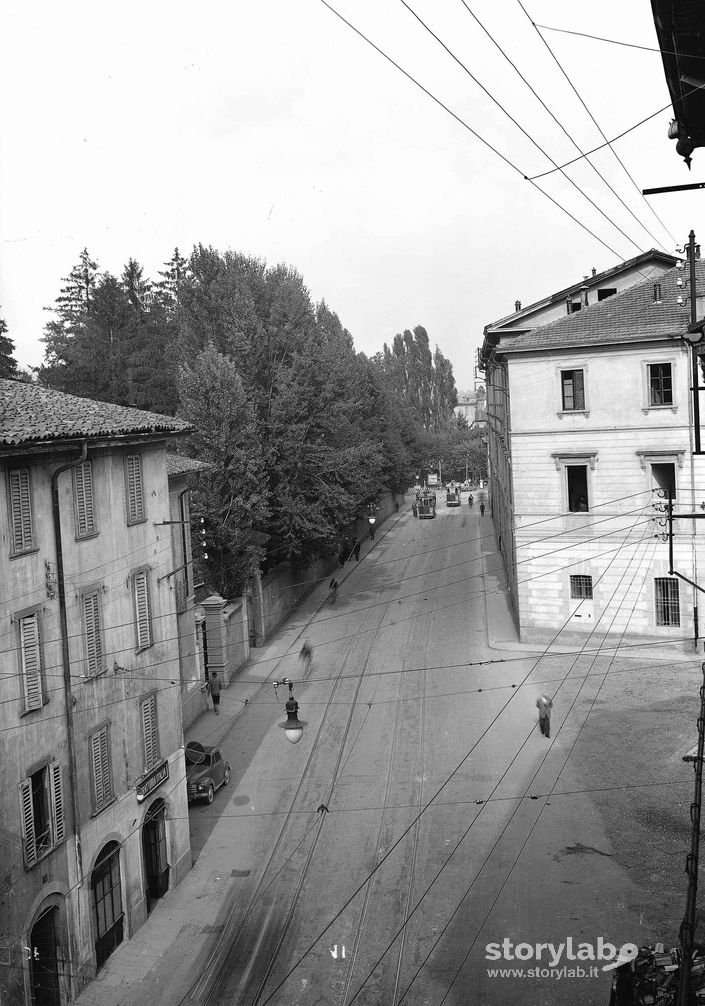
left=224, top=767, right=231, bottom=785
left=206, top=784, right=214, bottom=805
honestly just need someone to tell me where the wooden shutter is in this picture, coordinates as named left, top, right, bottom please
left=133, top=572, right=152, bottom=649
left=50, top=762, right=65, bottom=844
left=83, top=591, right=102, bottom=676
left=141, top=696, right=159, bottom=770
left=74, top=461, right=95, bottom=536
left=125, top=455, right=144, bottom=523
left=91, top=727, right=111, bottom=810
left=9, top=469, right=33, bottom=552
left=19, top=779, right=37, bottom=867
left=19, top=614, right=43, bottom=711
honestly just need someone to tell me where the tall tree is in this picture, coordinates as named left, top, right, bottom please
left=0, top=313, right=18, bottom=379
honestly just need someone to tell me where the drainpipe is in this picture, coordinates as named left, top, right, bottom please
left=51, top=441, right=87, bottom=895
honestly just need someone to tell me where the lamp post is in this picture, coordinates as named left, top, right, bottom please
left=274, top=679, right=305, bottom=744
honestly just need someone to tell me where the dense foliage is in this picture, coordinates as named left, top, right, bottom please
left=0, top=312, right=19, bottom=379
left=39, top=246, right=482, bottom=597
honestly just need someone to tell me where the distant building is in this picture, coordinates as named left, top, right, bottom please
left=480, top=251, right=704, bottom=645
left=0, top=381, right=195, bottom=1005
left=454, top=387, right=487, bottom=428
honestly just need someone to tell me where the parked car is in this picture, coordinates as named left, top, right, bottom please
left=185, top=741, right=231, bottom=804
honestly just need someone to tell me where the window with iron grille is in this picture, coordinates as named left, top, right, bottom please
left=570, top=575, right=593, bottom=600
left=125, top=454, right=145, bottom=525
left=655, top=577, right=680, bottom=626
left=82, top=590, right=104, bottom=676
left=18, top=612, right=44, bottom=712
left=140, top=694, right=160, bottom=771
left=19, top=763, right=64, bottom=868
left=90, top=725, right=113, bottom=813
left=133, top=570, right=152, bottom=650
left=648, top=363, right=673, bottom=406
left=561, top=370, right=585, bottom=411
left=8, top=468, right=34, bottom=554
left=73, top=460, right=97, bottom=538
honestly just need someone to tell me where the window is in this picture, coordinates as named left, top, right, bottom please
left=651, top=462, right=676, bottom=501
left=125, top=454, right=145, bottom=524
left=570, top=575, right=593, bottom=600
left=18, top=612, right=44, bottom=712
left=140, top=694, right=160, bottom=772
left=566, top=465, right=589, bottom=512
left=655, top=578, right=680, bottom=626
left=648, top=363, right=673, bottom=406
left=561, top=370, right=585, bottom=411
left=8, top=468, right=34, bottom=554
left=19, top=763, right=64, bottom=868
left=82, top=590, right=104, bottom=677
left=90, top=725, right=113, bottom=813
left=73, top=461, right=97, bottom=538
left=133, top=571, right=152, bottom=650
left=597, top=288, right=617, bottom=301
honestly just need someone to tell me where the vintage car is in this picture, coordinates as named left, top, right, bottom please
left=185, top=741, right=231, bottom=804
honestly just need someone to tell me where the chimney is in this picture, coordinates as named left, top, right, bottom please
left=591, top=267, right=597, bottom=277
left=580, top=285, right=589, bottom=308
left=653, top=283, right=662, bottom=303
left=514, top=299, right=521, bottom=312
left=566, top=297, right=573, bottom=316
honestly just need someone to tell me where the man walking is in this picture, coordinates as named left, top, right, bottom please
left=209, top=670, right=222, bottom=715
left=536, top=694, right=553, bottom=737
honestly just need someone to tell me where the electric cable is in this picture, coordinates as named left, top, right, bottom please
left=518, top=0, right=678, bottom=247
left=318, top=0, right=628, bottom=261
left=457, top=0, right=670, bottom=251
left=398, top=0, right=648, bottom=256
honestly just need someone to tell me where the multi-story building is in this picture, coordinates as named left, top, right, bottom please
left=480, top=253, right=705, bottom=646
left=0, top=380, right=195, bottom=1006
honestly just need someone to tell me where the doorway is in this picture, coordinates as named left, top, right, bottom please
left=30, top=906, right=61, bottom=1006
left=141, top=799, right=169, bottom=913
left=92, top=842, right=124, bottom=969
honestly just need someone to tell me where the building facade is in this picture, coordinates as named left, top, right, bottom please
left=481, top=254, right=705, bottom=646
left=0, top=381, right=195, bottom=1006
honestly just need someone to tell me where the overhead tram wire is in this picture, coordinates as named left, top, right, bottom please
left=349, top=503, right=656, bottom=1004
left=396, top=0, right=648, bottom=256
left=318, top=0, right=630, bottom=262
left=516, top=0, right=677, bottom=246
left=534, top=23, right=705, bottom=61
left=458, top=0, right=670, bottom=252
left=258, top=502, right=655, bottom=1006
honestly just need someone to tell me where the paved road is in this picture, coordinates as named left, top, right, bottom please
left=188, top=497, right=626, bottom=1006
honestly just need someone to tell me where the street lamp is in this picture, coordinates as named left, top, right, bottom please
left=274, top=679, right=306, bottom=744
left=367, top=502, right=377, bottom=525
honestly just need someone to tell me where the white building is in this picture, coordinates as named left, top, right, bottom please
left=480, top=253, right=705, bottom=647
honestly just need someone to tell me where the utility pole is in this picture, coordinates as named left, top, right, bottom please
left=678, top=662, right=705, bottom=1006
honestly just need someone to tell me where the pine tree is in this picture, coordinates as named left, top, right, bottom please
left=0, top=313, right=18, bottom=379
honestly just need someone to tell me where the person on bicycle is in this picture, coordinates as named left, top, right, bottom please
left=468, top=494, right=474, bottom=507
left=299, top=640, right=313, bottom=673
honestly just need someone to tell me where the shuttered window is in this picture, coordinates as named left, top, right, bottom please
left=133, top=571, right=152, bottom=650
left=8, top=468, right=34, bottom=553
left=125, top=455, right=145, bottom=524
left=140, top=695, right=159, bottom=771
left=19, top=613, right=43, bottom=711
left=19, top=763, right=64, bottom=868
left=73, top=461, right=97, bottom=537
left=83, top=591, right=103, bottom=676
left=90, top=726, right=113, bottom=812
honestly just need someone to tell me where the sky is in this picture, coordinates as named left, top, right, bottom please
left=0, top=0, right=700, bottom=394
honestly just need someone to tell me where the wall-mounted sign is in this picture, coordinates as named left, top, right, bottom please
left=135, top=759, right=169, bottom=802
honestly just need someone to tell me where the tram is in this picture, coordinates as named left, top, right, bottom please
left=446, top=488, right=461, bottom=507
left=418, top=493, right=436, bottom=519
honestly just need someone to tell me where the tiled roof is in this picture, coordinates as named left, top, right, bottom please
left=502, top=262, right=702, bottom=353
left=0, top=380, right=194, bottom=448
left=166, top=454, right=213, bottom=477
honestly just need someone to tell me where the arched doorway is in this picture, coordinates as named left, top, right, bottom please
left=29, top=905, right=61, bottom=1006
left=142, top=799, right=169, bottom=912
left=91, top=841, right=124, bottom=969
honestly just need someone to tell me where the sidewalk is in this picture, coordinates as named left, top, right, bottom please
left=73, top=511, right=406, bottom=1006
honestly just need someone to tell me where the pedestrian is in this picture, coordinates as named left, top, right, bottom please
left=536, top=694, right=553, bottom=737
left=353, top=538, right=361, bottom=561
left=299, top=640, right=313, bottom=673
left=208, top=670, right=222, bottom=714
left=412, top=503, right=418, bottom=518
left=480, top=502, right=485, bottom=516
left=338, top=541, right=346, bottom=567
left=369, top=525, right=375, bottom=541
left=329, top=578, right=339, bottom=605
left=394, top=501, right=399, bottom=513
